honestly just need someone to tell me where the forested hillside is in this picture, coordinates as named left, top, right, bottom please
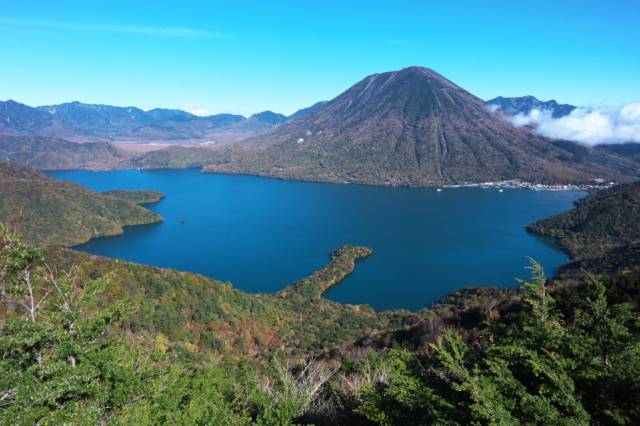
left=0, top=162, right=163, bottom=246
left=0, top=135, right=131, bottom=170
left=1, top=170, right=639, bottom=424
left=529, top=181, right=640, bottom=270
left=2, top=224, right=639, bottom=424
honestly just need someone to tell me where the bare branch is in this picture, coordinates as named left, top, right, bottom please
left=33, top=288, right=53, bottom=312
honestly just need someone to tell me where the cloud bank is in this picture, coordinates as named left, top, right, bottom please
left=506, top=102, right=640, bottom=145
left=0, top=17, right=226, bottom=38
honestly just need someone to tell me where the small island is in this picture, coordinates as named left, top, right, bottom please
left=103, top=189, right=166, bottom=205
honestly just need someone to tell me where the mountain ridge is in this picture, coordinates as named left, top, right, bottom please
left=3, top=67, right=639, bottom=185
left=0, top=99, right=296, bottom=142
left=487, top=95, right=577, bottom=118
left=200, top=66, right=639, bottom=185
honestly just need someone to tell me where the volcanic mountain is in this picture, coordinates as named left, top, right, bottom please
left=201, top=66, right=638, bottom=185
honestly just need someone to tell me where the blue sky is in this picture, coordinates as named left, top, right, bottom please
left=1, top=1, right=639, bottom=116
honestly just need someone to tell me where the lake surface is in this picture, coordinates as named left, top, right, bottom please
left=50, top=169, right=584, bottom=311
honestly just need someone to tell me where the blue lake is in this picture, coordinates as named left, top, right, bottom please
left=49, top=169, right=583, bottom=311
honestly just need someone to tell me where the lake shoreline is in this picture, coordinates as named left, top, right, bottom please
left=46, top=163, right=618, bottom=192
left=48, top=169, right=584, bottom=311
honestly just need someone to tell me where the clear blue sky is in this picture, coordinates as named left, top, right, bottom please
left=1, top=0, right=638, bottom=115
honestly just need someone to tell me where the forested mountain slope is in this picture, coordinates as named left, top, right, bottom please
left=0, top=135, right=131, bottom=170
left=529, top=181, right=640, bottom=267
left=200, top=67, right=639, bottom=185
left=0, top=162, right=163, bottom=245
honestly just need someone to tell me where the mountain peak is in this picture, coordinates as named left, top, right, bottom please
left=349, top=66, right=469, bottom=106
left=394, top=66, right=457, bottom=84
left=486, top=96, right=576, bottom=118
left=319, top=65, right=482, bottom=125
left=249, top=111, right=287, bottom=124
left=365, top=66, right=452, bottom=84
left=398, top=65, right=440, bottom=76
left=206, top=68, right=636, bottom=186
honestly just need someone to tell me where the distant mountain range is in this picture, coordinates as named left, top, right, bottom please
left=1, top=67, right=639, bottom=185
left=0, top=99, right=302, bottom=143
left=200, top=67, right=638, bottom=185
left=487, top=95, right=576, bottom=118
left=0, top=95, right=577, bottom=144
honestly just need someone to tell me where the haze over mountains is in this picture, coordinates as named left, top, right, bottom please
left=1, top=66, right=639, bottom=185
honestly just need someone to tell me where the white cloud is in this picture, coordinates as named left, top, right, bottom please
left=183, top=104, right=211, bottom=117
left=0, top=17, right=227, bottom=38
left=504, top=102, right=640, bottom=145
